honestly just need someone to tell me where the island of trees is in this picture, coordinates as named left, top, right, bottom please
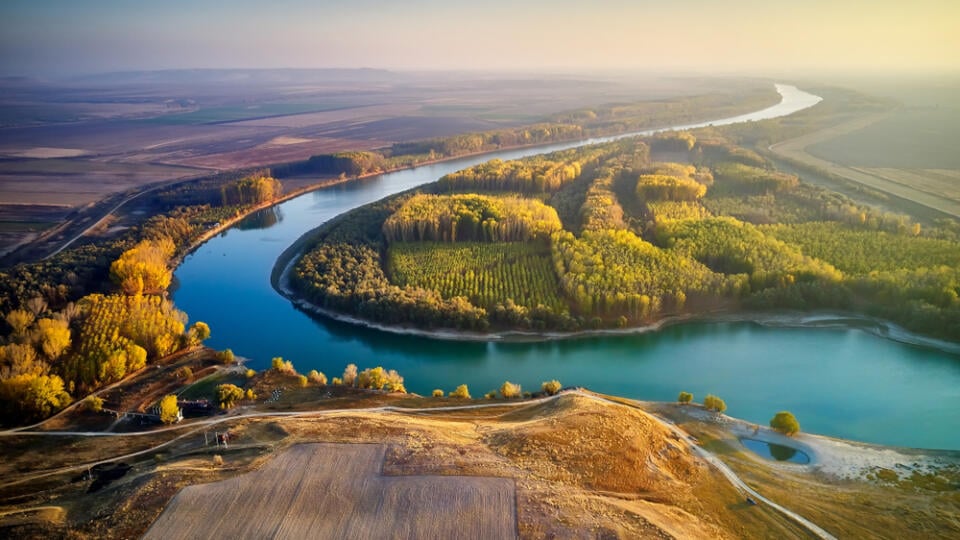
left=287, top=132, right=960, bottom=339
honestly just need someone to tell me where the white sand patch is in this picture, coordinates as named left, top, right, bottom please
left=723, top=415, right=958, bottom=481
left=3, top=147, right=89, bottom=159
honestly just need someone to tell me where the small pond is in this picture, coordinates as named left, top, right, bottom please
left=739, top=438, right=811, bottom=464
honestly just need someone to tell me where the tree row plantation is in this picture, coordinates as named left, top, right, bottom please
left=288, top=132, right=960, bottom=338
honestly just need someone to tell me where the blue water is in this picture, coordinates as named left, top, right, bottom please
left=740, top=438, right=811, bottom=464
left=173, top=85, right=960, bottom=450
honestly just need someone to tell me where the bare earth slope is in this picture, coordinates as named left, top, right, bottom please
left=144, top=443, right=515, bottom=539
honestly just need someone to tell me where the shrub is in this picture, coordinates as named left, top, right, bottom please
left=357, top=367, right=387, bottom=390
left=484, top=391, right=497, bottom=400
left=216, top=384, right=244, bottom=409
left=703, top=394, right=727, bottom=413
left=770, top=411, right=800, bottom=436
left=271, top=357, right=296, bottom=375
left=332, top=377, right=343, bottom=386
left=308, top=370, right=327, bottom=385
left=385, top=369, right=406, bottom=393
left=449, top=384, right=471, bottom=399
left=84, top=395, right=104, bottom=412
left=432, top=389, right=444, bottom=397
left=678, top=391, right=693, bottom=404
left=499, top=381, right=521, bottom=399
left=212, top=454, right=224, bottom=468
left=217, top=349, right=235, bottom=364
left=297, top=374, right=308, bottom=388
left=343, top=363, right=358, bottom=386
left=245, top=388, right=256, bottom=401
left=177, top=366, right=193, bottom=379
left=541, top=380, right=562, bottom=396
left=245, top=368, right=256, bottom=378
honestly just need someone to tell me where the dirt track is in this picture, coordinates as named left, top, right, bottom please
left=143, top=443, right=516, bottom=540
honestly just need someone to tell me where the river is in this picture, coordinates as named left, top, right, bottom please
left=172, top=84, right=960, bottom=450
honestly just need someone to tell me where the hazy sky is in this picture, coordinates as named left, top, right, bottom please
left=1, top=0, right=957, bottom=76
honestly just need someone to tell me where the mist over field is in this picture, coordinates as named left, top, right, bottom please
left=1, top=0, right=957, bottom=77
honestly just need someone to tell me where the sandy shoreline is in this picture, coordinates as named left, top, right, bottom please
left=671, top=404, right=960, bottom=480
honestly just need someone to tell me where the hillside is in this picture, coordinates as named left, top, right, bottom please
left=0, top=390, right=813, bottom=539
left=1, top=364, right=957, bottom=540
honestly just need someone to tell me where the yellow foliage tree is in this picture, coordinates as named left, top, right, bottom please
left=5, top=309, right=34, bottom=336
left=33, top=318, right=71, bottom=361
left=449, top=384, right=471, bottom=399
left=110, top=238, right=175, bottom=294
left=159, top=394, right=180, bottom=424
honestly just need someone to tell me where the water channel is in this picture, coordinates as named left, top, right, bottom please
left=173, top=85, right=960, bottom=450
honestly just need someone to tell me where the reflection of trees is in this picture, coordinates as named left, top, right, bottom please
left=236, top=207, right=283, bottom=230
left=768, top=443, right=799, bottom=462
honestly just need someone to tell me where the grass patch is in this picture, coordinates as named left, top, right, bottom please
left=178, top=371, right=247, bottom=401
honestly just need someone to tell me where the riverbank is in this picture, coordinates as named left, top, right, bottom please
left=660, top=402, right=960, bottom=477
left=272, top=238, right=960, bottom=355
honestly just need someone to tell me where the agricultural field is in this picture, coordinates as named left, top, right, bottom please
left=0, top=71, right=778, bottom=258
left=144, top=443, right=516, bottom=540
left=388, top=241, right=566, bottom=312
left=0, top=159, right=202, bottom=206
left=769, top=83, right=960, bottom=219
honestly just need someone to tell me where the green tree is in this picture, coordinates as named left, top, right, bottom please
left=432, top=389, right=444, bottom=397
left=770, top=411, right=800, bottom=436
left=541, top=380, right=562, bottom=396
left=703, top=394, right=727, bottom=413
left=297, top=374, right=308, bottom=388
left=678, top=391, right=693, bottom=404
left=216, top=383, right=244, bottom=409
left=159, top=394, right=180, bottom=424
left=449, top=384, right=471, bottom=399
left=500, top=381, right=521, bottom=399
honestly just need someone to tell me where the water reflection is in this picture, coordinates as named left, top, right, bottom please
left=235, top=206, right=284, bottom=230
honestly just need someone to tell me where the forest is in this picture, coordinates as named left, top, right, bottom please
left=288, top=130, right=960, bottom=340
left=0, top=172, right=280, bottom=422
left=382, top=194, right=563, bottom=243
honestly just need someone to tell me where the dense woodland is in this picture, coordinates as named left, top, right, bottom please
left=382, top=194, right=563, bottom=243
left=290, top=131, right=960, bottom=339
left=0, top=173, right=281, bottom=422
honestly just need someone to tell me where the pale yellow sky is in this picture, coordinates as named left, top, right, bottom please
left=1, top=0, right=957, bottom=75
